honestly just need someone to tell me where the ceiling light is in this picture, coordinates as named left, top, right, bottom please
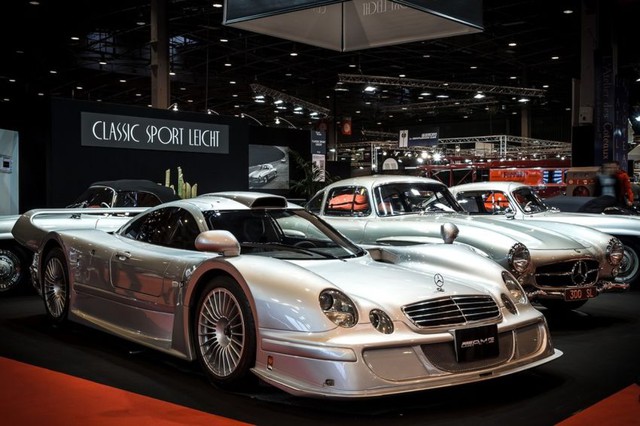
left=470, top=66, right=477, bottom=69
left=436, top=94, right=449, bottom=98
left=220, top=38, right=228, bottom=43
left=563, top=9, right=573, bottom=14
left=290, top=52, right=298, bottom=56
left=49, top=70, right=57, bottom=74
left=474, top=92, right=485, bottom=99
left=364, top=85, right=376, bottom=93
left=518, top=98, right=529, bottom=103
left=136, top=93, right=142, bottom=97
left=169, top=71, right=176, bottom=76
left=420, top=92, right=431, bottom=96
left=551, top=56, right=559, bottom=60
left=70, top=36, right=80, bottom=41
left=224, top=62, right=232, bottom=67
left=76, top=86, right=83, bottom=90
left=8, top=79, right=15, bottom=83
left=229, top=80, right=236, bottom=84
left=119, top=79, right=127, bottom=83
left=212, top=3, right=223, bottom=7
left=508, top=42, right=517, bottom=47
left=29, top=1, right=39, bottom=5
left=509, top=76, right=517, bottom=80
left=635, top=116, right=640, bottom=122
left=99, top=60, right=107, bottom=65
left=399, top=74, right=406, bottom=78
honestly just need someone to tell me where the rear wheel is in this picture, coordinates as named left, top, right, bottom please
left=616, top=238, right=640, bottom=288
left=0, top=244, right=31, bottom=295
left=42, top=248, right=70, bottom=324
left=193, top=276, right=256, bottom=389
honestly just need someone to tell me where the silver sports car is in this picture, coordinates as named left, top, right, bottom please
left=248, top=163, right=277, bottom=185
left=12, top=192, right=561, bottom=398
left=0, top=179, right=177, bottom=294
left=450, top=181, right=640, bottom=287
left=307, top=175, right=625, bottom=311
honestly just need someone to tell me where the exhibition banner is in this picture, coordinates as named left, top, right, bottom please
left=80, top=112, right=230, bottom=154
left=310, top=130, right=327, bottom=154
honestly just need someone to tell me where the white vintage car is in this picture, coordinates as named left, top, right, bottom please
left=12, top=192, right=561, bottom=398
left=0, top=179, right=177, bottom=294
left=449, top=181, right=640, bottom=287
left=307, top=175, right=626, bottom=311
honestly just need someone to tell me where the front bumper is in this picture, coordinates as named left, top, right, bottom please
left=251, top=315, right=561, bottom=398
left=526, top=279, right=629, bottom=301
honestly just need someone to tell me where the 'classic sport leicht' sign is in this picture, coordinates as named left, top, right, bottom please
left=81, top=112, right=230, bottom=154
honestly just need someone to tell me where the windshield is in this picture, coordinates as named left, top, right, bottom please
left=511, top=187, right=551, bottom=213
left=203, top=209, right=366, bottom=260
left=372, top=182, right=463, bottom=216
left=67, top=187, right=115, bottom=208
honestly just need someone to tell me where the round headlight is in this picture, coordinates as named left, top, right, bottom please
left=607, top=238, right=624, bottom=266
left=319, top=289, right=358, bottom=328
left=369, top=309, right=394, bottom=334
left=508, top=243, right=531, bottom=274
left=502, top=270, right=528, bottom=305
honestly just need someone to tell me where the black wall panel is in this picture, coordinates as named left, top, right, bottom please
left=48, top=99, right=314, bottom=207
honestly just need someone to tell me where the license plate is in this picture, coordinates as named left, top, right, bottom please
left=564, top=286, right=597, bottom=301
left=454, top=324, right=499, bottom=363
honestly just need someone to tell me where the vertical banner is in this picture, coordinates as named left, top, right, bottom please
left=311, top=130, right=326, bottom=182
left=341, top=117, right=352, bottom=136
left=614, top=75, right=630, bottom=171
left=399, top=129, right=408, bottom=147
left=594, top=51, right=614, bottom=165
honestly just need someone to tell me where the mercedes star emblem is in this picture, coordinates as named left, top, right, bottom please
left=434, top=273, right=445, bottom=292
left=571, top=260, right=589, bottom=285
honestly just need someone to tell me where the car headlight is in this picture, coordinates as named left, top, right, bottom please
left=501, top=271, right=528, bottom=315
left=607, top=238, right=624, bottom=265
left=319, top=289, right=358, bottom=328
left=369, top=309, right=394, bottom=334
left=508, top=243, right=530, bottom=274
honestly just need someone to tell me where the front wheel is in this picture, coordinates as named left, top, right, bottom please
left=193, top=276, right=256, bottom=389
left=42, top=248, right=70, bottom=324
left=616, top=238, right=640, bottom=288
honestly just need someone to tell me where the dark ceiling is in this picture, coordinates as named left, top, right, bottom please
left=1, top=0, right=640, bottom=140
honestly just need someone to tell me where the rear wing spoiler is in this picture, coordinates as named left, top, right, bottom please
left=11, top=207, right=147, bottom=252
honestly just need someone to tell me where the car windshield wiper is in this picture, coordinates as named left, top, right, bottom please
left=240, top=242, right=342, bottom=259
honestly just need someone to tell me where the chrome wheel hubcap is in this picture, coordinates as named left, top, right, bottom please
left=43, top=257, right=66, bottom=318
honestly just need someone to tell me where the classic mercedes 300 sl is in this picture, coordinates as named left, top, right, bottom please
left=449, top=181, right=640, bottom=287
left=12, top=192, right=561, bottom=398
left=307, top=175, right=625, bottom=311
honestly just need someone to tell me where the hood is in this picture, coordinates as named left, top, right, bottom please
left=390, top=213, right=587, bottom=250
left=528, top=210, right=640, bottom=235
left=301, top=256, right=493, bottom=310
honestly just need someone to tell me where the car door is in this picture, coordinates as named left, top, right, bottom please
left=110, top=207, right=200, bottom=299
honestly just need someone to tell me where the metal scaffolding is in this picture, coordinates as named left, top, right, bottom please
left=338, top=74, right=547, bottom=98
left=250, top=83, right=331, bottom=117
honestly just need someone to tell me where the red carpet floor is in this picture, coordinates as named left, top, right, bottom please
left=0, top=357, right=252, bottom=425
left=556, top=383, right=640, bottom=425
left=1, top=355, right=638, bottom=425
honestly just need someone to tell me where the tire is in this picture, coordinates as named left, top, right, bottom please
left=193, top=276, right=256, bottom=389
left=538, top=299, right=588, bottom=311
left=616, top=238, right=640, bottom=288
left=41, top=248, right=70, bottom=324
left=0, top=244, right=31, bottom=295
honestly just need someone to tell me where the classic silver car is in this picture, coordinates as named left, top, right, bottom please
left=307, top=175, right=625, bottom=310
left=12, top=192, right=561, bottom=398
left=449, top=181, right=640, bottom=287
left=248, top=163, right=277, bottom=185
left=0, top=179, right=177, bottom=294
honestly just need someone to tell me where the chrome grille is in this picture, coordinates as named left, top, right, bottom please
left=403, top=295, right=500, bottom=328
left=535, top=259, right=599, bottom=288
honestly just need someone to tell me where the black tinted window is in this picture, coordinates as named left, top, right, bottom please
left=121, top=207, right=200, bottom=250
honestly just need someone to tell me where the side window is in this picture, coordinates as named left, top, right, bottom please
left=324, top=186, right=371, bottom=217
left=121, top=207, right=200, bottom=249
left=164, top=208, right=201, bottom=250
left=115, top=191, right=162, bottom=207
left=306, top=192, right=325, bottom=214
left=121, top=208, right=174, bottom=244
left=483, top=191, right=510, bottom=213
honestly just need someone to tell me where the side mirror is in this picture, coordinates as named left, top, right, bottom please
left=505, top=209, right=516, bottom=219
left=195, top=230, right=240, bottom=257
left=440, top=223, right=459, bottom=244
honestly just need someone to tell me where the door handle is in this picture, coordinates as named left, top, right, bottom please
left=115, top=251, right=131, bottom=261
